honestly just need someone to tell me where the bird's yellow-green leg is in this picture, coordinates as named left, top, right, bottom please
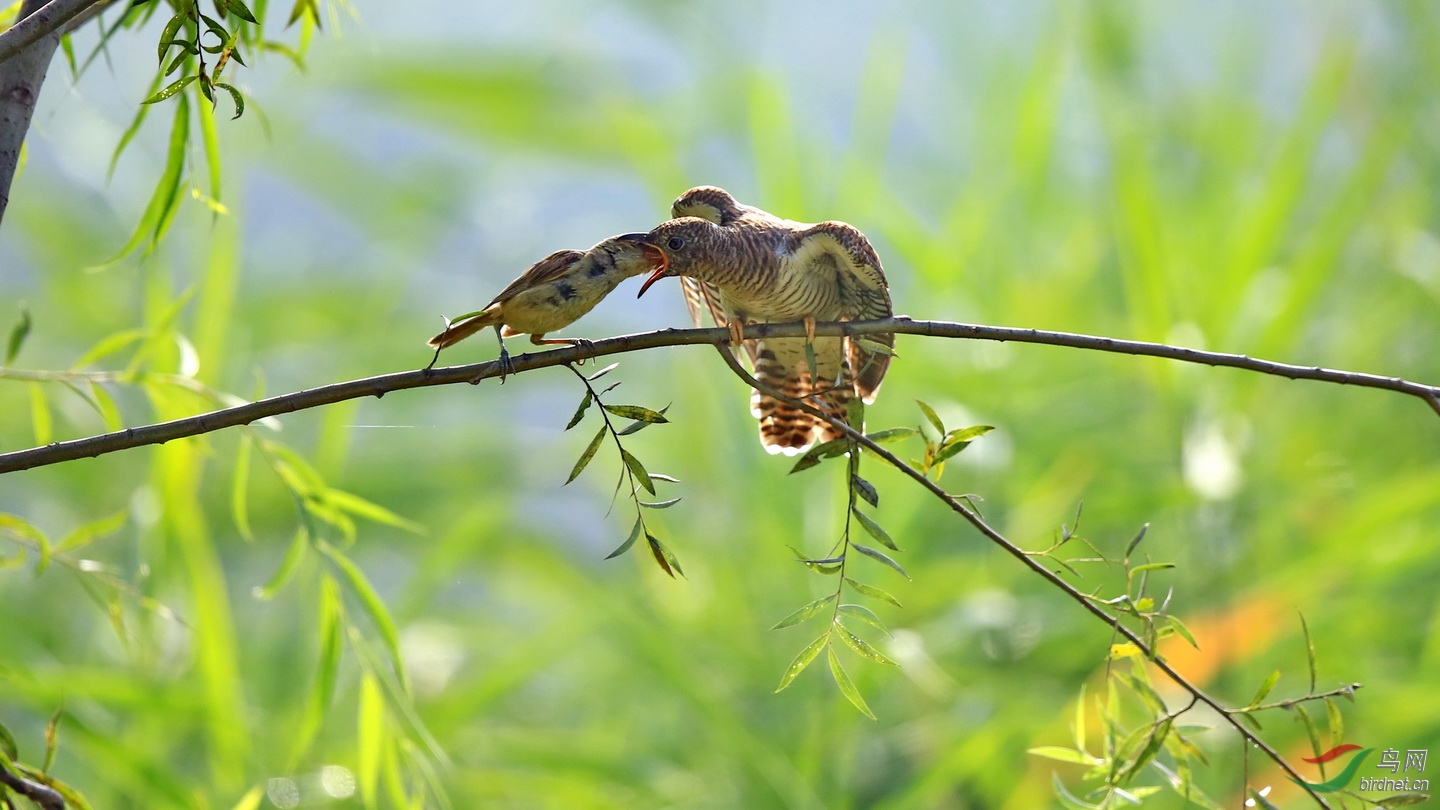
left=803, top=315, right=816, bottom=343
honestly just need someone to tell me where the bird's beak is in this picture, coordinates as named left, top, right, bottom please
left=617, top=232, right=671, bottom=298
left=637, top=264, right=670, bottom=298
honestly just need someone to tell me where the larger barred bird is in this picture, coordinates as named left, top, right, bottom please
left=631, top=186, right=894, bottom=454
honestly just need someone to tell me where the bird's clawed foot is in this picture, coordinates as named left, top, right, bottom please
left=803, top=316, right=817, bottom=343
left=472, top=347, right=515, bottom=384
left=569, top=338, right=595, bottom=366
left=727, top=320, right=745, bottom=347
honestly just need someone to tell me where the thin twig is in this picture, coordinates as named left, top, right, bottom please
left=2, top=317, right=1437, bottom=475
left=708, top=345, right=1337, bottom=809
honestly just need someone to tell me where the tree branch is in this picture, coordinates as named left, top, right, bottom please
left=0, top=0, right=102, bottom=64
left=706, top=342, right=1342, bottom=809
left=0, top=0, right=78, bottom=227
left=2, top=317, right=1437, bottom=475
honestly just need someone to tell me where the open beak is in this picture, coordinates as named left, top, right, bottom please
left=637, top=264, right=670, bottom=298
left=616, top=232, right=671, bottom=298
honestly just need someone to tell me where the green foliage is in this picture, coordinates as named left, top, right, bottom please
left=5, top=3, right=1440, bottom=808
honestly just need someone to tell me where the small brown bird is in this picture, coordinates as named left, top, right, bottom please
left=631, top=187, right=894, bottom=454
left=428, top=234, right=665, bottom=375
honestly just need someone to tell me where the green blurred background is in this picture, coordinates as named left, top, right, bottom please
left=3, top=0, right=1440, bottom=807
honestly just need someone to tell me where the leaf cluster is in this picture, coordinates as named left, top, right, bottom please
left=561, top=362, right=683, bottom=576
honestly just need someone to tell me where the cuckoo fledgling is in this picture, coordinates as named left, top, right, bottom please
left=629, top=189, right=894, bottom=454
left=428, top=234, right=664, bottom=376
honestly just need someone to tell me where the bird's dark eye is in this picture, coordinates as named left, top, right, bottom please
left=667, top=236, right=685, bottom=250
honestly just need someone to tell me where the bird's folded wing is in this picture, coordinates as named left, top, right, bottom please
left=797, top=222, right=895, bottom=402
left=488, top=249, right=586, bottom=305
left=682, top=277, right=759, bottom=366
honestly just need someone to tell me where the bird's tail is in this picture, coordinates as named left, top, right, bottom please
left=427, top=308, right=501, bottom=350
left=751, top=354, right=853, bottom=455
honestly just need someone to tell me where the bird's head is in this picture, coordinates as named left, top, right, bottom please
left=671, top=186, right=743, bottom=225
left=607, top=234, right=669, bottom=277
left=623, top=217, right=725, bottom=297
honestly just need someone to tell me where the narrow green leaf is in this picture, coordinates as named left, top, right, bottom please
left=564, top=425, right=606, bottom=485
left=324, top=489, right=425, bottom=535
left=28, top=383, right=52, bottom=446
left=1125, top=523, right=1149, bottom=558
left=935, top=425, right=992, bottom=463
left=98, top=94, right=190, bottom=266
left=1165, top=616, right=1199, bottom=649
left=1325, top=698, right=1343, bottom=747
left=1073, top=682, right=1088, bottom=753
left=5, top=305, right=30, bottom=366
left=42, top=709, right=61, bottom=773
left=803, top=340, right=818, bottom=383
left=71, top=329, right=145, bottom=369
left=604, top=518, right=643, bottom=560
left=639, top=497, right=681, bottom=509
left=254, top=527, right=307, bottom=599
left=852, top=508, right=899, bottom=551
left=602, top=404, right=668, bottom=423
left=356, top=672, right=384, bottom=807
left=837, top=603, right=889, bottom=635
left=851, top=475, right=878, bottom=508
left=846, top=397, right=864, bottom=431
left=621, top=449, right=656, bottom=495
left=0, top=719, right=17, bottom=760
left=55, top=509, right=127, bottom=553
left=775, top=633, right=828, bottom=692
left=1122, top=717, right=1172, bottom=781
left=788, top=437, right=848, bottom=474
left=564, top=391, right=592, bottom=430
left=916, top=399, right=944, bottom=435
left=1127, top=562, right=1175, bottom=577
left=646, top=533, right=682, bottom=577
left=224, top=0, right=257, bottom=22
left=89, top=382, right=123, bottom=432
left=853, top=336, right=896, bottom=356
left=827, top=646, right=876, bottom=719
left=1116, top=672, right=1166, bottom=714
left=648, top=473, right=681, bottom=484
left=1300, top=612, right=1317, bottom=693
left=771, top=594, right=836, bottom=630
left=844, top=577, right=902, bottom=607
left=852, top=543, right=909, bottom=579
left=1027, top=746, right=1096, bottom=765
left=865, top=426, right=917, bottom=444
left=943, top=424, right=994, bottom=444
left=836, top=625, right=896, bottom=665
left=142, top=73, right=199, bottom=104
left=1051, top=774, right=1101, bottom=810
left=157, top=11, right=186, bottom=63
left=231, top=435, right=253, bottom=541
left=197, top=89, right=223, bottom=203
left=1248, top=670, right=1281, bottom=708
left=319, top=542, right=405, bottom=686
